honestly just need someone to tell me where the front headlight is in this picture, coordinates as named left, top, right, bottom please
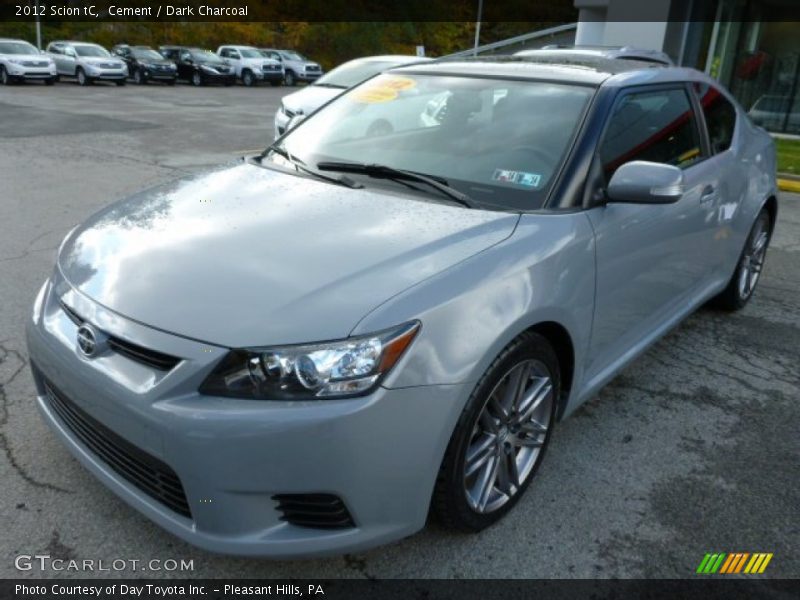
left=8, top=58, right=24, bottom=64
left=199, top=321, right=419, bottom=400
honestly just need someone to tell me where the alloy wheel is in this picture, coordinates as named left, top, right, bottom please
left=192, top=71, right=202, bottom=86
left=464, top=359, right=554, bottom=514
left=738, top=214, right=769, bottom=300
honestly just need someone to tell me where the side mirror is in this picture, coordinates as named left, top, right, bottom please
left=606, top=161, right=684, bottom=204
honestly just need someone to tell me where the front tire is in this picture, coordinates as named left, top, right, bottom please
left=191, top=71, right=203, bottom=86
left=134, top=69, right=147, bottom=85
left=710, top=208, right=772, bottom=311
left=76, top=67, right=91, bottom=86
left=1, top=66, right=13, bottom=85
left=241, top=69, right=255, bottom=86
left=432, top=331, right=559, bottom=532
left=284, top=70, right=296, bottom=86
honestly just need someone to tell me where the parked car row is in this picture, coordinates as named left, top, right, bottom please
left=0, top=37, right=323, bottom=87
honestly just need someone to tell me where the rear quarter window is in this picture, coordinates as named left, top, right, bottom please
left=695, top=83, right=737, bottom=154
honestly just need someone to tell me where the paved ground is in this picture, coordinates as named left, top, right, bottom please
left=0, top=81, right=798, bottom=580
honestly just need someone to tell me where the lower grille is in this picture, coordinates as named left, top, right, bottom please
left=43, top=378, right=192, bottom=519
left=273, top=493, right=355, bottom=529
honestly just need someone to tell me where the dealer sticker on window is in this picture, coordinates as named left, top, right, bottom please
left=492, top=169, right=543, bottom=188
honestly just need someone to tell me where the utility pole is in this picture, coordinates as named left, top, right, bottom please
left=34, top=0, right=42, bottom=49
left=473, top=0, right=483, bottom=56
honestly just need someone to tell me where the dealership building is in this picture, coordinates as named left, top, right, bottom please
left=574, top=0, right=799, bottom=134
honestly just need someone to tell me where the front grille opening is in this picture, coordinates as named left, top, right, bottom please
left=58, top=300, right=180, bottom=371
left=107, top=337, right=180, bottom=371
left=273, top=493, right=355, bottom=529
left=42, top=378, right=192, bottom=519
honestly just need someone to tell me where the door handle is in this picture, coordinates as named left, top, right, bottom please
left=700, top=184, right=716, bottom=203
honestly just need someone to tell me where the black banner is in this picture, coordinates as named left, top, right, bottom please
left=2, top=0, right=800, bottom=23
left=2, top=579, right=800, bottom=600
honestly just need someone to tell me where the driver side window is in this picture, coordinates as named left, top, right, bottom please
left=599, top=87, right=703, bottom=181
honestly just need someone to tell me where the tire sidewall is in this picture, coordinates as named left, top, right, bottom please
left=242, top=70, right=254, bottom=86
left=192, top=71, right=202, bottom=86
left=436, top=332, right=560, bottom=531
left=1, top=66, right=9, bottom=85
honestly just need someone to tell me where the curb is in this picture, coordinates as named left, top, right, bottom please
left=778, top=178, right=800, bottom=193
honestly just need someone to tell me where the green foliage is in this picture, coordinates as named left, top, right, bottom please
left=776, top=137, right=800, bottom=175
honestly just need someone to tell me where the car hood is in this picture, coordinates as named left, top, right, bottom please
left=282, top=86, right=342, bottom=114
left=83, top=57, right=123, bottom=66
left=59, top=162, right=518, bottom=347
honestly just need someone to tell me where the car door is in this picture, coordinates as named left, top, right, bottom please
left=691, top=82, right=744, bottom=278
left=583, top=84, right=717, bottom=387
left=177, top=50, right=193, bottom=80
left=60, top=45, right=79, bottom=75
left=48, top=44, right=67, bottom=74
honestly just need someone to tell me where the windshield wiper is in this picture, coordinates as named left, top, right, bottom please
left=261, top=145, right=362, bottom=189
left=316, top=162, right=476, bottom=209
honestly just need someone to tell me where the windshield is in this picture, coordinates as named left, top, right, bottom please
left=274, top=73, right=593, bottom=210
left=281, top=51, right=306, bottom=61
left=239, top=48, right=262, bottom=58
left=315, top=59, right=402, bottom=89
left=192, top=50, right=223, bottom=64
left=132, top=48, right=163, bottom=61
left=74, top=45, right=109, bottom=58
left=0, top=41, right=38, bottom=55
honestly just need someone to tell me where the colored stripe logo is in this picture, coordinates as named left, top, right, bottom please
left=696, top=553, right=773, bottom=574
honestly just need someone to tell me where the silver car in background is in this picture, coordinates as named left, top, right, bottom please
left=0, top=38, right=57, bottom=85
left=46, top=41, right=127, bottom=86
left=274, top=54, right=432, bottom=138
left=259, top=48, right=322, bottom=86
left=27, top=53, right=777, bottom=557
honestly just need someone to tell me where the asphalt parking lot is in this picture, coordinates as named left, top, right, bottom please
left=0, top=81, right=798, bottom=580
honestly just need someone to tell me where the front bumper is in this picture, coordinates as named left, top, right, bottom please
left=85, top=68, right=127, bottom=81
left=6, top=65, right=56, bottom=79
left=297, top=71, right=321, bottom=82
left=26, top=276, right=466, bottom=557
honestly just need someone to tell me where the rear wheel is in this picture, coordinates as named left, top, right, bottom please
left=710, top=208, right=772, bottom=311
left=433, top=331, right=559, bottom=532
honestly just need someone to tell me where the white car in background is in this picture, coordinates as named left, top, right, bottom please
left=216, top=45, right=283, bottom=87
left=0, top=38, right=57, bottom=85
left=46, top=41, right=127, bottom=86
left=274, top=54, right=431, bottom=138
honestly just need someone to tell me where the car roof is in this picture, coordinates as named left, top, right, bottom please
left=50, top=40, right=102, bottom=47
left=516, top=45, right=674, bottom=66
left=393, top=54, right=707, bottom=88
left=356, top=55, right=433, bottom=63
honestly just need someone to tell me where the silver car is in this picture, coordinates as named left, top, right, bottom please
left=260, top=48, right=323, bottom=86
left=27, top=54, right=777, bottom=558
left=46, top=41, right=127, bottom=86
left=274, top=54, right=432, bottom=138
left=0, top=38, right=57, bottom=85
